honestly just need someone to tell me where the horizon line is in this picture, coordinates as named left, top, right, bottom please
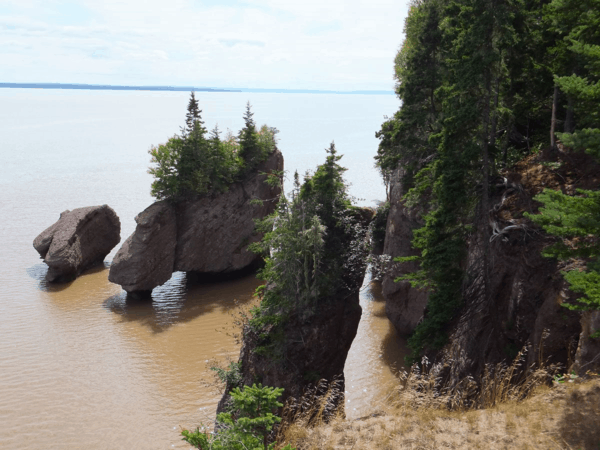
left=0, top=82, right=395, bottom=95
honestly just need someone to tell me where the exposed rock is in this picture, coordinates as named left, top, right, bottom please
left=381, top=154, right=589, bottom=382
left=573, top=311, right=600, bottom=375
left=108, top=201, right=177, bottom=295
left=218, top=286, right=362, bottom=412
left=33, top=205, right=121, bottom=282
left=174, top=150, right=283, bottom=273
left=381, top=167, right=428, bottom=335
left=108, top=149, right=283, bottom=295
left=443, top=225, right=581, bottom=382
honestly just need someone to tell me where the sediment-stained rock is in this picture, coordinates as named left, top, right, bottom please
left=33, top=204, right=121, bottom=282
left=108, top=201, right=177, bottom=295
left=217, top=207, right=373, bottom=417
left=221, top=286, right=363, bottom=411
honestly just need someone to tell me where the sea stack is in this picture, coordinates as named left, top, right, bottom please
left=33, top=204, right=121, bottom=282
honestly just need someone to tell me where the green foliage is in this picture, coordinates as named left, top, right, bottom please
left=181, top=384, right=296, bottom=450
left=371, top=202, right=390, bottom=251
left=526, top=188, right=600, bottom=311
left=238, top=103, right=278, bottom=175
left=211, top=361, right=243, bottom=388
left=148, top=135, right=185, bottom=199
left=248, top=143, right=369, bottom=360
left=525, top=2, right=600, bottom=313
left=148, top=94, right=277, bottom=200
left=375, top=0, right=588, bottom=362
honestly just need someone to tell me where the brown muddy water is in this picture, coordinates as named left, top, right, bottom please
left=0, top=89, right=406, bottom=449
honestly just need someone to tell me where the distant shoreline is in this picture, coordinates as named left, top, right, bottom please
left=0, top=82, right=394, bottom=95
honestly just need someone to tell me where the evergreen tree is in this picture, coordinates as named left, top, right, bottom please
left=148, top=95, right=277, bottom=200
left=249, top=145, right=369, bottom=358
left=181, top=384, right=295, bottom=450
left=239, top=101, right=261, bottom=172
left=179, top=92, right=209, bottom=196
left=527, top=0, right=600, bottom=313
left=184, top=91, right=204, bottom=136
left=376, top=0, right=557, bottom=360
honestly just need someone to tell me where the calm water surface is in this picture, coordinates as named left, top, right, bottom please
left=0, top=89, right=407, bottom=449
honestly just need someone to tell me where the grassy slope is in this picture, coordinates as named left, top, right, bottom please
left=280, top=376, right=600, bottom=450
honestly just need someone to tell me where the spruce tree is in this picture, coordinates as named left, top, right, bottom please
left=527, top=0, right=600, bottom=313
left=238, top=101, right=261, bottom=173
left=179, top=91, right=209, bottom=196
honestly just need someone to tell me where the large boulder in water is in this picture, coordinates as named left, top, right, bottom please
left=33, top=205, right=121, bottom=282
left=108, top=149, right=284, bottom=295
left=108, top=201, right=177, bottom=296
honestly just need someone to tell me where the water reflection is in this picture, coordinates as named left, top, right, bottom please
left=105, top=272, right=262, bottom=333
left=344, top=275, right=409, bottom=418
left=26, top=262, right=110, bottom=292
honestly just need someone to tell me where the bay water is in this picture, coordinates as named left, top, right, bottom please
left=0, top=89, right=407, bottom=449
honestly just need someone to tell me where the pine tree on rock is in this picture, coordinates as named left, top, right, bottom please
left=239, top=102, right=261, bottom=173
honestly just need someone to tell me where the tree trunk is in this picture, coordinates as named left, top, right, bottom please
left=565, top=94, right=574, bottom=134
left=551, top=85, right=559, bottom=150
left=489, top=76, right=501, bottom=173
left=481, top=72, right=492, bottom=302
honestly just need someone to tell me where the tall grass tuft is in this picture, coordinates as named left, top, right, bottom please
left=390, top=348, right=561, bottom=413
left=276, top=376, right=345, bottom=443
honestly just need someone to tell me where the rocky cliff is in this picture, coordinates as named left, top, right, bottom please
left=109, top=149, right=283, bottom=296
left=220, top=284, right=363, bottom=411
left=382, top=149, right=600, bottom=379
left=217, top=207, right=373, bottom=416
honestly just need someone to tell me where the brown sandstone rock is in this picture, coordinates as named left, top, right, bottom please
left=381, top=167, right=428, bottom=335
left=33, top=205, right=121, bottom=282
left=108, top=149, right=283, bottom=295
left=217, top=208, right=372, bottom=417
left=217, top=285, right=363, bottom=416
left=174, top=149, right=283, bottom=274
left=381, top=162, right=582, bottom=382
left=108, top=201, right=177, bottom=295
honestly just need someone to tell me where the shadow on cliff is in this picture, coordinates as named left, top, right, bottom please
left=103, top=271, right=262, bottom=334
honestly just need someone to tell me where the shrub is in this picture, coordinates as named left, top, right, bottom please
left=181, top=384, right=296, bottom=450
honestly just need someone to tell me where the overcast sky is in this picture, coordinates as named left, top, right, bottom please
left=0, top=0, right=409, bottom=91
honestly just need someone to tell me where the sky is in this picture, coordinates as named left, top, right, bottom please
left=0, top=0, right=410, bottom=91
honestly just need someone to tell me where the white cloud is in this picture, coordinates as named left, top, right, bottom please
left=0, top=0, right=410, bottom=90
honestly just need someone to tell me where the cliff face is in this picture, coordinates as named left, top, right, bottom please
left=382, top=150, right=600, bottom=379
left=381, top=168, right=428, bottom=336
left=219, top=285, right=362, bottom=412
left=109, top=150, right=283, bottom=295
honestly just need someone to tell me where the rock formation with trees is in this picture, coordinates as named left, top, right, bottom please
left=375, top=0, right=600, bottom=376
left=109, top=94, right=283, bottom=297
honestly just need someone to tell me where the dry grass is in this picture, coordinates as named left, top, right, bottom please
left=277, top=355, right=600, bottom=450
